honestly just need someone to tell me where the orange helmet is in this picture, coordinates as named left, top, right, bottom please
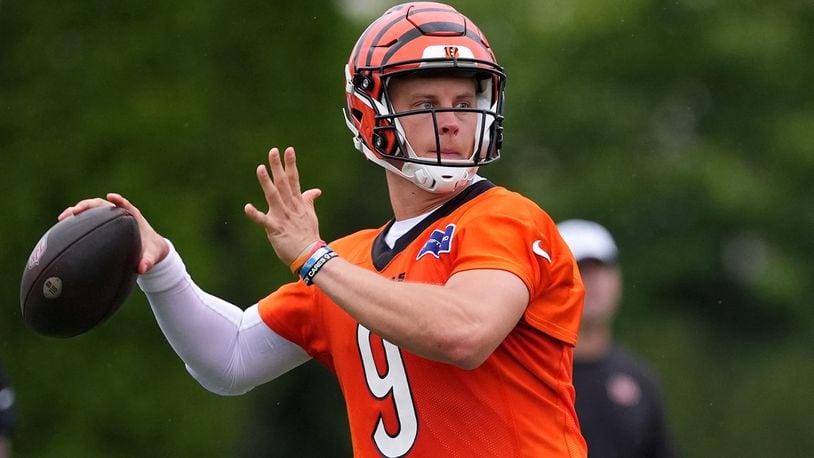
left=343, top=2, right=506, bottom=193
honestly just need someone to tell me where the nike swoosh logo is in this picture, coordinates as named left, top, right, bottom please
left=532, top=240, right=552, bottom=263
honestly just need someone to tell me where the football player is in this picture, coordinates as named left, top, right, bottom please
left=61, top=3, right=587, bottom=456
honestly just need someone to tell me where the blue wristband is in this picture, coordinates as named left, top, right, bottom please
left=299, top=246, right=338, bottom=285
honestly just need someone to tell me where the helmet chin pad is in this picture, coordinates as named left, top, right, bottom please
left=402, top=162, right=477, bottom=193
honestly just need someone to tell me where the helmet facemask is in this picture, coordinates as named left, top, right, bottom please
left=346, top=63, right=505, bottom=193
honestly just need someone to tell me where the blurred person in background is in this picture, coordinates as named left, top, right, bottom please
left=558, top=219, right=676, bottom=458
left=0, top=361, right=15, bottom=458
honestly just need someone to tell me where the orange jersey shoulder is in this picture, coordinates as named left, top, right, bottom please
left=438, top=185, right=584, bottom=345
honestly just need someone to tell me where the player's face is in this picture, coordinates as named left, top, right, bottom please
left=388, top=75, right=479, bottom=162
left=578, top=260, right=622, bottom=326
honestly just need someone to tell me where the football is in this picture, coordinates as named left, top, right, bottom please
left=20, top=206, right=142, bottom=338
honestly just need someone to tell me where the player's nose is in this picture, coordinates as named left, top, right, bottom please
left=436, top=110, right=460, bottom=135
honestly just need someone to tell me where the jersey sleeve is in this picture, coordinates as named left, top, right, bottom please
left=257, top=281, right=335, bottom=370
left=450, top=192, right=584, bottom=345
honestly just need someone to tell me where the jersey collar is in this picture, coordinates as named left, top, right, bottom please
left=371, top=179, right=496, bottom=271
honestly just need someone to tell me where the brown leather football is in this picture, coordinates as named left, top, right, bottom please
left=20, top=206, right=141, bottom=338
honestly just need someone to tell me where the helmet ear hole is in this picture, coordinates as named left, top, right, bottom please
left=373, top=133, right=387, bottom=150
left=373, top=126, right=400, bottom=157
left=353, top=74, right=374, bottom=92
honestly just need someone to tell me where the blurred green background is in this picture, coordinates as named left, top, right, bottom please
left=1, top=0, right=812, bottom=456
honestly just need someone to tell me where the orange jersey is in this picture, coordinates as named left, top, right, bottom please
left=259, top=181, right=586, bottom=457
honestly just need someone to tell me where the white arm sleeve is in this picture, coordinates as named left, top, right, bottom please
left=136, top=241, right=311, bottom=396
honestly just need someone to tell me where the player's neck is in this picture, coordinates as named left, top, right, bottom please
left=385, top=171, right=463, bottom=221
left=574, top=326, right=613, bottom=362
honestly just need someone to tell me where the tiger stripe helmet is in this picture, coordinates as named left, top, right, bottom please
left=343, top=2, right=507, bottom=193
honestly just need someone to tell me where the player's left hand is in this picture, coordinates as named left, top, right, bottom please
left=244, top=146, right=323, bottom=266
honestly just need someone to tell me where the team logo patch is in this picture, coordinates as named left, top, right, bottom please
left=444, top=46, right=459, bottom=59
left=607, top=372, right=642, bottom=407
left=422, top=45, right=475, bottom=60
left=417, top=224, right=456, bottom=260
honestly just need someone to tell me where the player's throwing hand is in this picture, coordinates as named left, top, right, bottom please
left=58, top=193, right=169, bottom=275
